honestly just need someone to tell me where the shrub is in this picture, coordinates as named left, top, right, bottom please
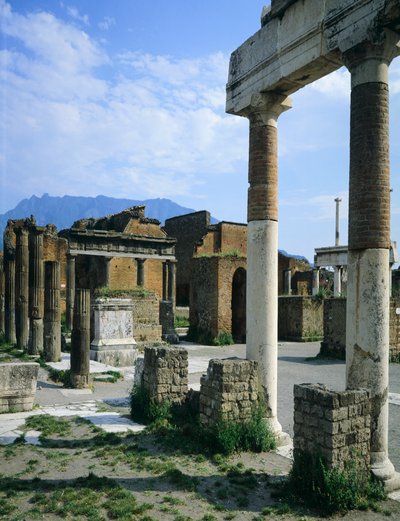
left=174, top=315, right=189, bottom=328
left=213, top=332, right=234, bottom=346
left=130, top=385, right=172, bottom=424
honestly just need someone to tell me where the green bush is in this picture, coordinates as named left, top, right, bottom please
left=186, top=327, right=234, bottom=346
left=213, top=332, right=234, bottom=346
left=281, top=450, right=386, bottom=515
left=130, top=385, right=172, bottom=424
left=174, top=315, right=189, bottom=328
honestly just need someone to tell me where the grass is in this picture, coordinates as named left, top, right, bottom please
left=175, top=315, right=189, bottom=328
left=24, top=415, right=71, bottom=438
left=94, top=287, right=152, bottom=299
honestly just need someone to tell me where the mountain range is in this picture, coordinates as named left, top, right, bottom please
left=0, top=194, right=199, bottom=246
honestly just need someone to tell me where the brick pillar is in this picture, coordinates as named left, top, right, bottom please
left=66, top=254, right=76, bottom=331
left=244, top=92, right=291, bottom=443
left=162, top=262, right=168, bottom=300
left=4, top=255, right=16, bottom=344
left=137, top=259, right=145, bottom=287
left=344, top=34, right=400, bottom=488
left=44, top=261, right=61, bottom=362
left=0, top=260, right=4, bottom=334
left=167, top=261, right=176, bottom=305
left=70, top=289, right=90, bottom=388
left=15, top=228, right=29, bottom=349
left=28, top=228, right=44, bottom=355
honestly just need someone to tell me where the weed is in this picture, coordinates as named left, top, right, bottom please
left=94, top=287, right=151, bottom=299
left=200, top=514, right=217, bottom=521
left=213, top=332, right=234, bottom=346
left=175, top=315, right=189, bottom=328
left=164, top=468, right=199, bottom=491
left=130, top=385, right=172, bottom=424
left=24, top=415, right=71, bottom=438
left=162, top=495, right=185, bottom=506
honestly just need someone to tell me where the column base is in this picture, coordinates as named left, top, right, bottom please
left=371, top=453, right=400, bottom=491
left=265, top=416, right=292, bottom=447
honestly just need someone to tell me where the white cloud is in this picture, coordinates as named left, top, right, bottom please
left=98, top=16, right=116, bottom=31
left=280, top=191, right=349, bottom=222
left=309, top=68, right=350, bottom=99
left=66, top=5, right=89, bottom=26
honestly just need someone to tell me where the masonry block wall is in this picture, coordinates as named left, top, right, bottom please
left=320, top=297, right=400, bottom=359
left=0, top=363, right=39, bottom=412
left=190, top=256, right=246, bottom=340
left=293, top=383, right=371, bottom=471
left=131, top=292, right=162, bottom=342
left=143, top=346, right=188, bottom=404
left=278, top=296, right=323, bottom=341
left=199, top=358, right=259, bottom=428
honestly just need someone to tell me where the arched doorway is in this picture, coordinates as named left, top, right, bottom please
left=231, top=268, right=246, bottom=343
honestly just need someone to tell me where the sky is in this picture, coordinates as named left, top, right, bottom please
left=1, top=0, right=400, bottom=263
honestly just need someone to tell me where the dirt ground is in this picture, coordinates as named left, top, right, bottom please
left=0, top=409, right=400, bottom=521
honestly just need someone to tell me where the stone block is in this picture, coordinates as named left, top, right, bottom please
left=0, top=362, right=39, bottom=412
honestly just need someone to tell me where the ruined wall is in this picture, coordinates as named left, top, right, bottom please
left=390, top=298, right=400, bottom=357
left=278, top=252, right=311, bottom=295
left=293, top=383, right=371, bottom=471
left=142, top=346, right=188, bottom=404
left=199, top=358, right=259, bottom=428
left=190, top=256, right=246, bottom=340
left=109, top=257, right=136, bottom=290
left=164, top=211, right=210, bottom=305
left=131, top=292, right=162, bottom=342
left=278, top=296, right=323, bottom=341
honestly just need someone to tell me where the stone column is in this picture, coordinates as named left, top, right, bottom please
left=334, top=197, right=342, bottom=246
left=70, top=289, right=90, bottom=388
left=312, top=268, right=320, bottom=296
left=283, top=269, right=291, bottom=296
left=4, top=256, right=16, bottom=344
left=43, top=261, right=61, bottom=362
left=66, top=254, right=76, bottom=331
left=344, top=34, right=400, bottom=488
left=167, top=261, right=176, bottom=305
left=0, top=262, right=4, bottom=334
left=104, top=257, right=112, bottom=288
left=333, top=266, right=342, bottom=297
left=137, top=259, right=145, bottom=287
left=162, top=262, right=168, bottom=301
left=28, top=229, right=44, bottom=355
left=244, top=92, right=291, bottom=442
left=15, top=228, right=29, bottom=350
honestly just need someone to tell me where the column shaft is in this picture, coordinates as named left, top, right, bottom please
left=0, top=263, right=4, bottom=334
left=312, top=268, right=320, bottom=296
left=4, top=257, right=16, bottom=344
left=333, top=267, right=342, bottom=297
left=15, top=228, right=29, bottom=349
left=245, top=93, right=291, bottom=439
left=44, top=261, right=61, bottom=362
left=137, top=259, right=145, bottom=287
left=167, top=262, right=176, bottom=305
left=70, top=289, right=90, bottom=388
left=66, top=254, right=76, bottom=331
left=29, top=230, right=44, bottom=354
left=162, top=262, right=168, bottom=301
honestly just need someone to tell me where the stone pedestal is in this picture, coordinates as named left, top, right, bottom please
left=44, top=261, right=61, bottom=362
left=71, top=289, right=90, bottom=388
left=0, top=362, right=39, bottom=412
left=159, top=300, right=179, bottom=344
left=90, top=298, right=137, bottom=366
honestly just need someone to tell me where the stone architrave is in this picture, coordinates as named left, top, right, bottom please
left=70, top=289, right=90, bottom=388
left=44, top=261, right=61, bottom=362
left=29, top=228, right=44, bottom=355
left=15, top=227, right=29, bottom=350
left=344, top=33, right=400, bottom=489
left=90, top=298, right=137, bottom=366
left=66, top=254, right=76, bottom=331
left=4, top=256, right=16, bottom=344
left=243, top=92, right=291, bottom=444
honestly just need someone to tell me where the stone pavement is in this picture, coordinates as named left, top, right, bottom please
left=1, top=340, right=399, bottom=490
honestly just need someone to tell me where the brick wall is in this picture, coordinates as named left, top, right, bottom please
left=199, top=358, right=259, bottom=428
left=293, top=383, right=371, bottom=471
left=278, top=296, right=323, bottom=341
left=143, top=346, right=188, bottom=404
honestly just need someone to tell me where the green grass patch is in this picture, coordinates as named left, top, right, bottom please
left=175, top=315, right=189, bottom=328
left=24, top=415, right=71, bottom=438
left=94, top=286, right=152, bottom=299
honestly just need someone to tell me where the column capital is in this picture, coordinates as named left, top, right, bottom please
left=241, top=92, right=292, bottom=127
left=15, top=226, right=29, bottom=238
left=343, top=29, right=400, bottom=88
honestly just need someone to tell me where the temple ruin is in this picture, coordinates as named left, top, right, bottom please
left=227, top=0, right=400, bottom=488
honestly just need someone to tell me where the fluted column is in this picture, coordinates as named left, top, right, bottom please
left=167, top=261, right=176, bottom=305
left=66, top=254, right=76, bottom=331
left=15, top=228, right=29, bottom=350
left=29, top=229, right=44, bottom=354
left=44, top=261, right=61, bottom=362
left=4, top=255, right=16, bottom=344
left=244, top=92, right=291, bottom=442
left=137, top=259, right=145, bottom=287
left=344, top=32, right=400, bottom=487
left=70, top=289, right=90, bottom=388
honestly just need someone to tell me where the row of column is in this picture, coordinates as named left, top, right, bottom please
left=244, top=35, right=398, bottom=482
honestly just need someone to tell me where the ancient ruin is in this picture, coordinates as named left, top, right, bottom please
left=227, top=0, right=400, bottom=487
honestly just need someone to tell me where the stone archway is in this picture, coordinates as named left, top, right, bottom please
left=231, top=267, right=246, bottom=343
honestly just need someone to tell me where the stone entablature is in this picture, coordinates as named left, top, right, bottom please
left=293, top=383, right=371, bottom=471
left=0, top=362, right=39, bottom=412
left=199, top=358, right=259, bottom=428
left=90, top=298, right=137, bottom=366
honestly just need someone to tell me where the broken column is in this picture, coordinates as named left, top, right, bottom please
left=66, top=253, right=76, bottom=331
left=70, top=289, right=90, bottom=388
left=283, top=269, right=291, bottom=296
left=15, top=227, right=29, bottom=350
left=344, top=34, right=400, bottom=488
left=4, top=254, right=16, bottom=344
left=244, top=92, right=291, bottom=443
left=44, top=261, right=61, bottom=362
left=28, top=228, right=44, bottom=354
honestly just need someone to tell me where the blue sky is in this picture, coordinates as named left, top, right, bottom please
left=1, top=0, right=399, bottom=262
